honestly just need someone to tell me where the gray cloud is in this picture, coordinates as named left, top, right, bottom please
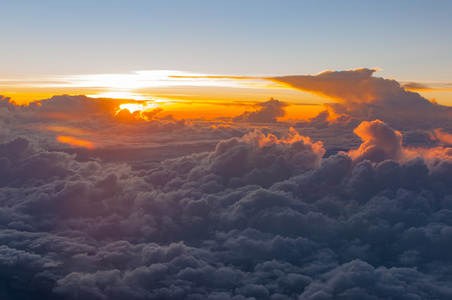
left=2, top=89, right=452, bottom=299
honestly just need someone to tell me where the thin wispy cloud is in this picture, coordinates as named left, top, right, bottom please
left=401, top=81, right=452, bottom=92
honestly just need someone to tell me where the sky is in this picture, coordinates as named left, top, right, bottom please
left=1, top=0, right=452, bottom=108
left=2, top=1, right=452, bottom=299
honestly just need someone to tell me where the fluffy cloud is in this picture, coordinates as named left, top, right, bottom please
left=232, top=98, right=287, bottom=123
left=272, top=68, right=403, bottom=105
left=270, top=68, right=452, bottom=129
left=0, top=95, right=250, bottom=163
left=2, top=110, right=452, bottom=299
left=349, top=119, right=403, bottom=163
left=2, top=81, right=452, bottom=299
left=432, top=128, right=452, bottom=146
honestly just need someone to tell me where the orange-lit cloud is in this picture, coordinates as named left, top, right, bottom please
left=348, top=119, right=403, bottom=163
left=432, top=129, right=452, bottom=145
left=6, top=68, right=452, bottom=125
left=269, top=68, right=396, bottom=104
left=57, top=135, right=94, bottom=149
left=269, top=68, right=452, bottom=129
left=344, top=120, right=452, bottom=168
left=113, top=100, right=163, bottom=121
left=114, top=106, right=163, bottom=122
left=0, top=70, right=325, bottom=122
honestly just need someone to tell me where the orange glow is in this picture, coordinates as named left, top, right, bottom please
left=157, top=102, right=250, bottom=120
left=57, top=135, right=94, bottom=149
left=403, top=146, right=452, bottom=166
left=284, top=104, right=325, bottom=121
left=156, top=101, right=323, bottom=121
left=433, top=129, right=452, bottom=145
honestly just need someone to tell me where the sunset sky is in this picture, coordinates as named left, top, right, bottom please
left=2, top=1, right=452, bottom=111
left=2, top=1, right=452, bottom=299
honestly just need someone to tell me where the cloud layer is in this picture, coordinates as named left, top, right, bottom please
left=1, top=103, right=452, bottom=298
left=2, top=69, right=452, bottom=298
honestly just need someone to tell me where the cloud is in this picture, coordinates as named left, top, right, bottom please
left=232, top=98, right=287, bottom=123
left=300, top=259, right=452, bottom=299
left=1, top=115, right=452, bottom=299
left=3, top=79, right=452, bottom=299
left=270, top=68, right=452, bottom=129
left=31, top=94, right=120, bottom=119
left=348, top=119, right=403, bottom=163
left=0, top=95, right=244, bottom=160
left=432, top=128, right=452, bottom=146
left=271, top=68, right=385, bottom=104
left=402, top=81, right=452, bottom=92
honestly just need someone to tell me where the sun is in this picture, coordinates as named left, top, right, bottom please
left=116, top=101, right=158, bottom=114
left=119, top=103, right=144, bottom=113
left=114, top=101, right=163, bottom=121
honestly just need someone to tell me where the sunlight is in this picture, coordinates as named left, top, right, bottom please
left=117, top=101, right=158, bottom=113
left=60, top=70, right=262, bottom=90
left=57, top=135, right=94, bottom=149
left=119, top=103, right=144, bottom=113
left=14, top=70, right=274, bottom=95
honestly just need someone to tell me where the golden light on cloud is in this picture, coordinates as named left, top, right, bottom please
left=113, top=100, right=163, bottom=121
left=57, top=135, right=94, bottom=149
left=433, top=129, right=452, bottom=145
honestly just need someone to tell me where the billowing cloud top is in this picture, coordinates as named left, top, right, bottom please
left=271, top=68, right=452, bottom=129
left=272, top=68, right=398, bottom=104
left=232, top=98, right=287, bottom=123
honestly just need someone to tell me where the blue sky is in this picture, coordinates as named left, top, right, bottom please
left=2, top=0, right=451, bottom=81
